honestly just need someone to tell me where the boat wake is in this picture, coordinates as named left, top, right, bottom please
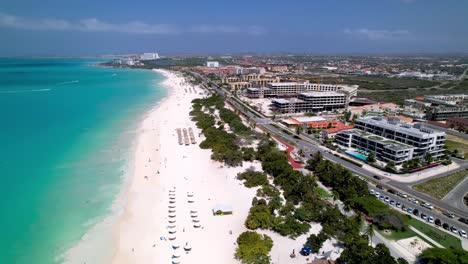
left=58, top=80, right=79, bottom=85
left=0, top=88, right=52, bottom=94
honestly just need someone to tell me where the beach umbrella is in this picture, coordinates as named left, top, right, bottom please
left=168, top=205, right=176, bottom=208
left=192, top=218, right=200, bottom=223
left=172, top=244, right=180, bottom=249
left=169, top=193, right=176, bottom=197
left=173, top=252, right=181, bottom=258
left=168, top=219, right=176, bottom=223
left=187, top=199, right=195, bottom=203
left=172, top=259, right=180, bottom=264
left=168, top=234, right=177, bottom=240
left=169, top=200, right=176, bottom=204
left=187, top=192, right=194, bottom=197
left=190, top=213, right=198, bottom=218
left=168, top=223, right=177, bottom=228
left=193, top=224, right=201, bottom=228
left=169, top=209, right=176, bottom=213
left=169, top=196, right=176, bottom=200
left=169, top=213, right=176, bottom=218
left=190, top=210, right=198, bottom=213
left=168, top=229, right=177, bottom=234
left=169, top=189, right=175, bottom=193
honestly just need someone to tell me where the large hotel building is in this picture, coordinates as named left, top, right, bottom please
left=246, top=82, right=358, bottom=98
left=335, top=117, right=445, bottom=164
left=271, top=92, right=348, bottom=113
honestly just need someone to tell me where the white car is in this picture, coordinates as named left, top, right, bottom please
left=428, top=216, right=434, bottom=224
left=460, top=230, right=467, bottom=238
left=370, top=189, right=375, bottom=195
left=422, top=202, right=434, bottom=210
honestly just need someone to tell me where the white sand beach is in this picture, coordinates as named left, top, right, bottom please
left=111, top=69, right=260, bottom=264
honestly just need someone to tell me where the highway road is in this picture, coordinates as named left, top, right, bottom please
left=442, top=176, right=468, bottom=212
left=191, top=71, right=468, bottom=223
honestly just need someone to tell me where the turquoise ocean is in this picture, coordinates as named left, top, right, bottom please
left=0, top=58, right=167, bottom=263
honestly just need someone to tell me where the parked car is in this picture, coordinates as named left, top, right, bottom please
left=370, top=189, right=375, bottom=195
left=413, top=209, right=420, bottom=216
left=428, top=216, right=434, bottom=224
left=408, top=197, right=416, bottom=203
left=388, top=189, right=396, bottom=194
left=373, top=175, right=382, bottom=180
left=459, top=218, right=468, bottom=225
left=384, top=197, right=390, bottom=203
left=402, top=204, right=407, bottom=211
left=435, top=219, right=441, bottom=226
left=407, top=208, right=413, bottom=214
left=396, top=202, right=402, bottom=208
left=451, top=226, right=458, bottom=234
left=390, top=200, right=395, bottom=206
left=375, top=192, right=380, bottom=198
left=376, top=184, right=384, bottom=190
left=443, top=223, right=450, bottom=230
left=443, top=211, right=455, bottom=218
left=379, top=195, right=384, bottom=200
left=421, top=213, right=427, bottom=220
left=460, top=230, right=467, bottom=238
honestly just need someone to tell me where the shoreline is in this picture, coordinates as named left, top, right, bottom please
left=110, top=69, right=258, bottom=264
left=62, top=69, right=172, bottom=264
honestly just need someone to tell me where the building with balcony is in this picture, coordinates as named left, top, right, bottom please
left=335, top=129, right=415, bottom=164
left=271, top=92, right=348, bottom=113
left=350, top=116, right=446, bottom=159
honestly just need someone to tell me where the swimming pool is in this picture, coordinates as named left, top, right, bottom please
left=345, top=150, right=368, bottom=161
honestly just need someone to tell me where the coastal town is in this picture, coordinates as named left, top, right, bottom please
left=104, top=53, right=468, bottom=264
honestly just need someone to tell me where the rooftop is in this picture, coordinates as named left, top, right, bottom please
left=293, top=116, right=327, bottom=122
left=357, top=116, right=445, bottom=138
left=300, top=91, right=345, bottom=97
left=344, top=129, right=413, bottom=151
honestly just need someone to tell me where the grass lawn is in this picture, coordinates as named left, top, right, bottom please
left=445, top=135, right=468, bottom=158
left=413, top=169, right=468, bottom=199
left=315, top=187, right=332, bottom=198
left=409, top=219, right=462, bottom=249
left=379, top=227, right=418, bottom=241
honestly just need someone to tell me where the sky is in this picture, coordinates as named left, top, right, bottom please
left=1, top=0, right=467, bottom=56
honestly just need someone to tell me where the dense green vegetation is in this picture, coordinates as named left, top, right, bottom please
left=413, top=169, right=468, bottom=200
left=235, top=231, right=273, bottom=264
left=237, top=170, right=268, bottom=187
left=190, top=95, right=254, bottom=167
left=420, top=248, right=468, bottom=264
left=307, top=152, right=408, bottom=232
left=357, top=79, right=468, bottom=104
left=343, top=75, right=439, bottom=90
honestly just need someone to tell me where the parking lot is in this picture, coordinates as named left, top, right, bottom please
left=369, top=183, right=467, bottom=240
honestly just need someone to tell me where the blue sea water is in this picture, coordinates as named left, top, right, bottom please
left=0, top=58, right=167, bottom=264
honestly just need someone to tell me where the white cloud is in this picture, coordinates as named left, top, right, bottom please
left=0, top=12, right=266, bottom=36
left=344, top=28, right=411, bottom=41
